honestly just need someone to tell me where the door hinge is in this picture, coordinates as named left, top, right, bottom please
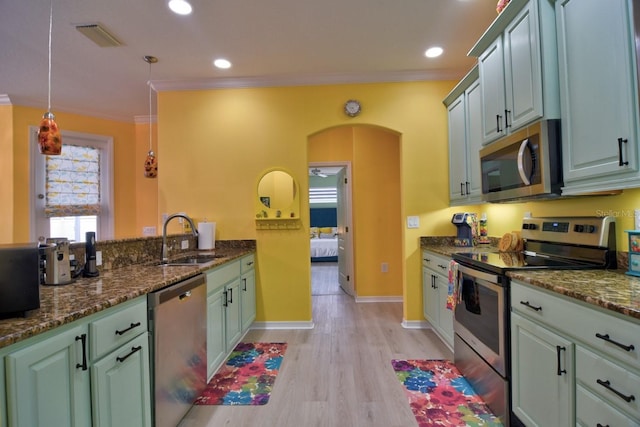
left=347, top=275, right=350, bottom=281
left=344, top=177, right=348, bottom=184
left=345, top=226, right=349, bottom=232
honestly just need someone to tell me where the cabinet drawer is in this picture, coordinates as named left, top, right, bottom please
left=206, top=260, right=239, bottom=293
left=576, top=345, right=639, bottom=419
left=90, top=298, right=148, bottom=361
left=576, top=384, right=639, bottom=427
left=422, top=251, right=450, bottom=274
left=240, top=254, right=255, bottom=273
left=511, top=281, right=640, bottom=371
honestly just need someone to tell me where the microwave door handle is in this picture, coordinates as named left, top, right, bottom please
left=517, top=139, right=532, bottom=185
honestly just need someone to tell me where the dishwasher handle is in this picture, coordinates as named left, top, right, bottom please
left=148, top=273, right=206, bottom=307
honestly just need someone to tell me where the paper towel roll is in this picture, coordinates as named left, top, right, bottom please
left=197, top=222, right=216, bottom=250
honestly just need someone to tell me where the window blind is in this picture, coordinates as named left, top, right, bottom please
left=44, top=144, right=101, bottom=217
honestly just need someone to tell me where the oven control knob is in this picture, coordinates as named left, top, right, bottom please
left=587, top=225, right=596, bottom=233
left=523, top=223, right=536, bottom=230
left=575, top=224, right=584, bottom=232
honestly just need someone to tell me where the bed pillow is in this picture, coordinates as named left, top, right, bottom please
left=319, top=227, right=333, bottom=234
left=319, top=232, right=334, bottom=239
left=310, top=227, right=319, bottom=239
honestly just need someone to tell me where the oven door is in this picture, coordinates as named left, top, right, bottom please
left=454, top=264, right=506, bottom=377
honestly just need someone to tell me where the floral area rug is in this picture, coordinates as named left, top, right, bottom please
left=391, top=359, right=503, bottom=427
left=194, top=342, right=287, bottom=405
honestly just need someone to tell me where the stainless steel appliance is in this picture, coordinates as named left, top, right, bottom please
left=451, top=212, right=476, bottom=247
left=40, top=237, right=73, bottom=285
left=148, top=273, right=207, bottom=427
left=83, top=231, right=99, bottom=277
left=480, top=119, right=562, bottom=202
left=452, top=216, right=616, bottom=426
left=0, top=242, right=40, bottom=317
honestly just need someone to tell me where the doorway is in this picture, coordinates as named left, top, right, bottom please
left=309, top=162, right=354, bottom=296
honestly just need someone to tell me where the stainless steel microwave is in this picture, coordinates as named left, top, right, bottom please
left=480, top=119, right=562, bottom=202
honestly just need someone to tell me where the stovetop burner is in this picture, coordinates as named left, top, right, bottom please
left=452, top=250, right=603, bottom=274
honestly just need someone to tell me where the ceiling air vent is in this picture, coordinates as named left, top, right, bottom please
left=75, top=23, right=122, bottom=47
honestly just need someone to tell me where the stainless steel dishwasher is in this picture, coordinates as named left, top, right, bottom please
left=148, top=273, right=207, bottom=427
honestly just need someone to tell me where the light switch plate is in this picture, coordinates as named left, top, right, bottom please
left=406, top=216, right=420, bottom=229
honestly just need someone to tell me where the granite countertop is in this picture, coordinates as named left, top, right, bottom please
left=421, top=238, right=640, bottom=322
left=0, top=248, right=254, bottom=350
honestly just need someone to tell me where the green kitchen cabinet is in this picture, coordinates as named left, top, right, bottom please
left=555, top=0, right=640, bottom=195
left=445, top=67, right=483, bottom=205
left=224, top=278, right=243, bottom=352
left=240, top=254, right=256, bottom=332
left=511, top=280, right=640, bottom=426
left=421, top=250, right=454, bottom=349
left=5, top=323, right=92, bottom=427
left=469, top=0, right=559, bottom=145
left=91, top=333, right=151, bottom=427
left=207, top=285, right=227, bottom=380
left=511, top=312, right=574, bottom=427
left=4, top=296, right=151, bottom=427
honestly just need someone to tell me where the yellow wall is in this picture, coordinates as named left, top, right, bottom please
left=0, top=105, right=14, bottom=243
left=6, top=105, right=143, bottom=241
left=308, top=125, right=403, bottom=297
left=158, top=81, right=455, bottom=323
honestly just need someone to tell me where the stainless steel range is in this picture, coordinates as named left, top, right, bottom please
left=451, top=216, right=617, bottom=427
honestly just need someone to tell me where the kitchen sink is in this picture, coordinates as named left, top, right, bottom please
left=160, top=254, right=225, bottom=266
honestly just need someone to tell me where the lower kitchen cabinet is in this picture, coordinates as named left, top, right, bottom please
left=511, top=312, right=573, bottom=427
left=205, top=253, right=257, bottom=380
left=421, top=250, right=454, bottom=348
left=5, top=322, right=92, bottom=427
left=240, top=254, right=256, bottom=332
left=4, top=296, right=150, bottom=427
left=91, top=333, right=151, bottom=427
left=511, top=280, right=640, bottom=426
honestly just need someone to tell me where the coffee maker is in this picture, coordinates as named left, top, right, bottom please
left=40, top=238, right=73, bottom=285
left=451, top=212, right=477, bottom=247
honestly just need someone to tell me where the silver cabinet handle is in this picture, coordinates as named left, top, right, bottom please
left=517, top=138, right=532, bottom=185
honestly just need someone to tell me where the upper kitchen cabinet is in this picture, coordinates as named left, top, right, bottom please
left=444, top=66, right=483, bottom=205
left=555, top=0, right=640, bottom=195
left=469, top=0, right=560, bottom=145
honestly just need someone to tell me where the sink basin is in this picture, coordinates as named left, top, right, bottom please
left=161, top=254, right=224, bottom=266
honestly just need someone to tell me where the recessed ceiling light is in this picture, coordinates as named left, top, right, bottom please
left=425, top=47, right=444, bottom=58
left=168, top=0, right=192, bottom=15
left=213, top=59, right=232, bottom=69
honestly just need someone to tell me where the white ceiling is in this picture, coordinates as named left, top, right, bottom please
left=0, top=0, right=498, bottom=122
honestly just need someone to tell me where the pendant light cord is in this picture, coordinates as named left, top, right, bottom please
left=47, top=0, right=53, bottom=112
left=148, top=62, right=152, bottom=151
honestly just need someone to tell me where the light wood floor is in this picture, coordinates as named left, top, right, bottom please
left=311, top=262, right=342, bottom=295
left=179, top=294, right=452, bottom=427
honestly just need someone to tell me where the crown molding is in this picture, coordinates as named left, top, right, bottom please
left=152, top=68, right=464, bottom=92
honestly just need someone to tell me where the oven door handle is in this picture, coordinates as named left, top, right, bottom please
left=456, top=263, right=501, bottom=286
left=517, top=138, right=532, bottom=185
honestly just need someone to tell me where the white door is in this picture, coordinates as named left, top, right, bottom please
left=336, top=167, right=355, bottom=296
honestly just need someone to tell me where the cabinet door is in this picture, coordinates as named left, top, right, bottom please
left=557, top=0, right=639, bottom=183
left=6, top=324, right=91, bottom=427
left=511, top=312, right=573, bottom=427
left=504, top=1, right=542, bottom=130
left=225, top=278, right=243, bottom=352
left=448, top=94, right=468, bottom=202
left=422, top=267, right=439, bottom=326
left=92, top=333, right=152, bottom=427
left=466, top=78, right=483, bottom=199
left=435, top=274, right=454, bottom=347
left=241, top=268, right=256, bottom=332
left=479, top=37, right=507, bottom=144
left=207, top=286, right=226, bottom=380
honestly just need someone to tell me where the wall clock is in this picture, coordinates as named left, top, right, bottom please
left=344, top=99, right=361, bottom=117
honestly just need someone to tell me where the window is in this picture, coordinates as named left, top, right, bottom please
left=31, top=128, right=113, bottom=243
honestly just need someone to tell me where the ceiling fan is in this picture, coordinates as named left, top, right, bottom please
left=310, top=168, right=328, bottom=178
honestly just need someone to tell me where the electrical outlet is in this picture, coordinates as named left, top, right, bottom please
left=181, top=240, right=189, bottom=250
left=142, top=226, right=156, bottom=236
left=406, top=216, right=419, bottom=229
left=96, top=251, right=102, bottom=266
left=381, top=262, right=388, bottom=273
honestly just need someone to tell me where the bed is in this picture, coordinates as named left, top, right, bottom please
left=310, top=207, right=338, bottom=262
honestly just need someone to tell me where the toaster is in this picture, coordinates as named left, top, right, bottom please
left=0, top=242, right=40, bottom=317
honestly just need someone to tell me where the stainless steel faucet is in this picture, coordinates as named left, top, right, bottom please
left=161, top=213, right=198, bottom=264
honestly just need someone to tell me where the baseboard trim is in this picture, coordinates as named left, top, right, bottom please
left=401, top=319, right=432, bottom=329
left=251, top=321, right=315, bottom=330
left=355, top=296, right=403, bottom=303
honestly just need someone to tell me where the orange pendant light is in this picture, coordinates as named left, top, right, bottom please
left=39, top=0, right=62, bottom=155
left=144, top=55, right=158, bottom=178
